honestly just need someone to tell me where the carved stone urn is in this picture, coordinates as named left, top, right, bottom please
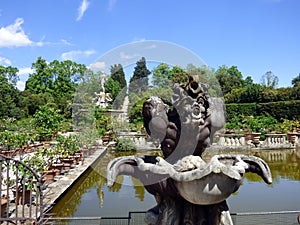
left=107, top=75, right=272, bottom=225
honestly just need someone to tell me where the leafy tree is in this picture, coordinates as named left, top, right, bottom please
left=129, top=57, right=150, bottom=94
left=152, top=63, right=170, bottom=87
left=216, top=65, right=244, bottom=95
left=21, top=92, right=54, bottom=116
left=292, top=73, right=300, bottom=87
left=25, top=57, right=53, bottom=94
left=0, top=65, right=19, bottom=86
left=260, top=71, right=279, bottom=89
left=276, top=87, right=293, bottom=101
left=32, top=105, right=63, bottom=140
left=170, top=65, right=189, bottom=84
left=244, top=76, right=254, bottom=86
left=0, top=65, right=23, bottom=119
left=240, top=83, right=264, bottom=103
left=107, top=64, right=127, bottom=109
left=110, top=64, right=127, bottom=89
left=104, top=77, right=121, bottom=102
left=25, top=57, right=87, bottom=118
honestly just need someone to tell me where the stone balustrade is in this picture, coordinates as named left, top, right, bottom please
left=117, top=132, right=157, bottom=150
left=216, top=132, right=300, bottom=149
left=263, top=133, right=287, bottom=147
left=217, top=134, right=246, bottom=147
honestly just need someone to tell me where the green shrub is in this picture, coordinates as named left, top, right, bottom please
left=115, top=138, right=136, bottom=152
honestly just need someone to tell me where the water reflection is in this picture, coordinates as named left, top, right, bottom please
left=49, top=150, right=158, bottom=218
left=49, top=149, right=300, bottom=218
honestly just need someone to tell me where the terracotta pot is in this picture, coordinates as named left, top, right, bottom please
left=0, top=150, right=13, bottom=157
left=1, top=198, right=9, bottom=217
left=61, top=157, right=75, bottom=165
left=13, top=189, right=31, bottom=205
left=50, top=163, right=64, bottom=175
left=43, top=170, right=56, bottom=184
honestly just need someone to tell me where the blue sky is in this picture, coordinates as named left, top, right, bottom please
left=0, top=0, right=299, bottom=90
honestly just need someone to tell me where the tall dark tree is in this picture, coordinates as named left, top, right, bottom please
left=129, top=57, right=150, bottom=94
left=110, top=64, right=127, bottom=89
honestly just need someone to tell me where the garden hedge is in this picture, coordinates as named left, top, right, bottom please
left=225, top=100, right=300, bottom=121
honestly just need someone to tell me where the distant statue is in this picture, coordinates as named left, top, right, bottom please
left=93, top=74, right=112, bottom=108
left=107, top=75, right=272, bottom=225
left=93, top=91, right=112, bottom=107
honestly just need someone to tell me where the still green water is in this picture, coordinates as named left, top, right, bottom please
left=50, top=148, right=300, bottom=218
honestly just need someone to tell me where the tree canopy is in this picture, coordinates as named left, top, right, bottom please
left=129, top=57, right=150, bottom=94
left=0, top=65, right=23, bottom=118
left=24, top=57, right=88, bottom=117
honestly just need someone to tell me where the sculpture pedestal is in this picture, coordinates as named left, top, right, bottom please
left=145, top=197, right=233, bottom=225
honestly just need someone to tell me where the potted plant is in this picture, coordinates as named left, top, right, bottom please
left=1, top=195, right=9, bottom=217
left=29, top=149, right=57, bottom=184
left=32, top=106, right=62, bottom=142
left=0, top=130, right=16, bottom=157
left=11, top=163, right=36, bottom=205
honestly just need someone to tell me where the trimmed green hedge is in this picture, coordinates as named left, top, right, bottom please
left=226, top=100, right=300, bottom=121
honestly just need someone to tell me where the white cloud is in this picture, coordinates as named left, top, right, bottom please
left=60, top=39, right=73, bottom=46
left=77, top=0, right=90, bottom=21
left=18, top=67, right=34, bottom=75
left=16, top=67, right=33, bottom=91
left=0, top=56, right=11, bottom=65
left=16, top=80, right=25, bottom=91
left=90, top=61, right=106, bottom=70
left=0, top=18, right=33, bottom=47
left=108, top=0, right=117, bottom=11
left=61, top=50, right=96, bottom=61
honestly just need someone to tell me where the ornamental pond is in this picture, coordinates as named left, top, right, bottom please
left=49, top=148, right=300, bottom=219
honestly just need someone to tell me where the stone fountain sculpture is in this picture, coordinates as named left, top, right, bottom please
left=107, top=75, right=272, bottom=225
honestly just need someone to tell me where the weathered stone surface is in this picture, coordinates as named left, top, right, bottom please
left=107, top=75, right=272, bottom=225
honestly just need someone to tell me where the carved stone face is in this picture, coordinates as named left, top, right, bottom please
left=142, top=75, right=224, bottom=161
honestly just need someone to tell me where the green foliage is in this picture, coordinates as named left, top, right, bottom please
left=152, top=63, right=171, bottom=87
left=225, top=103, right=257, bottom=121
left=110, top=64, right=127, bottom=89
left=260, top=71, right=279, bottom=88
left=257, top=100, right=300, bottom=120
left=226, top=100, right=300, bottom=123
left=241, top=115, right=278, bottom=133
left=0, top=130, right=32, bottom=151
left=104, top=77, right=121, bottom=102
left=0, top=65, right=23, bottom=119
left=56, top=134, right=80, bottom=157
left=115, top=137, right=136, bottom=152
left=129, top=57, right=150, bottom=95
left=94, top=108, right=113, bottom=136
left=76, top=127, right=100, bottom=149
left=292, top=73, right=300, bottom=87
left=32, top=106, right=63, bottom=141
left=24, top=57, right=88, bottom=118
left=225, top=115, right=278, bottom=133
left=169, top=65, right=189, bottom=84
left=275, top=119, right=300, bottom=133
left=106, top=64, right=127, bottom=109
left=216, top=65, right=244, bottom=95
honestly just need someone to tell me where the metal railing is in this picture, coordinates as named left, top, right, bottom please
left=0, top=154, right=44, bottom=224
left=44, top=210, right=300, bottom=225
